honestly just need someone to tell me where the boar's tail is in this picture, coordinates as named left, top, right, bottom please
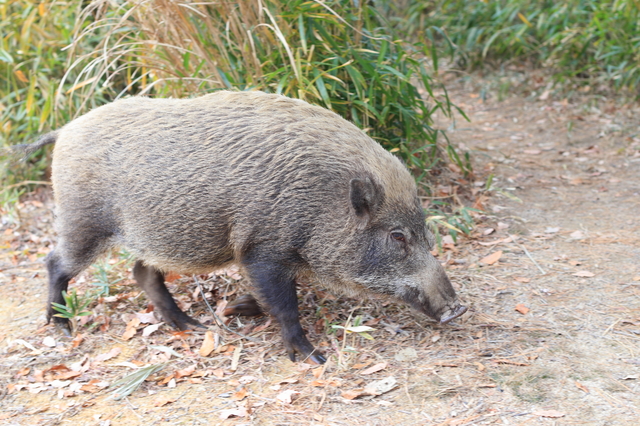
left=5, top=131, right=58, bottom=160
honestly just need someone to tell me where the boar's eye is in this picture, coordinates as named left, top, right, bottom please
left=391, top=231, right=405, bottom=242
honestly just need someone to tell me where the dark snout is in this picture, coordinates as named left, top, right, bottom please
left=438, top=303, right=468, bottom=324
left=399, top=253, right=468, bottom=324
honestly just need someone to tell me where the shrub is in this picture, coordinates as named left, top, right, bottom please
left=394, top=0, right=640, bottom=91
left=64, top=0, right=467, bottom=181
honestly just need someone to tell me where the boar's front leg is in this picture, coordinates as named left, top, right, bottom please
left=242, top=252, right=326, bottom=364
left=132, top=261, right=203, bottom=330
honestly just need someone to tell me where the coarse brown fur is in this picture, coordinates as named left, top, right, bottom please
left=38, top=90, right=466, bottom=363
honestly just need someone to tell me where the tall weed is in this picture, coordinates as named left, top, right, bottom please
left=65, top=0, right=466, bottom=179
left=0, top=0, right=109, bottom=214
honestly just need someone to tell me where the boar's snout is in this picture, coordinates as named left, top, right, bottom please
left=438, top=303, right=468, bottom=324
left=398, top=253, right=467, bottom=325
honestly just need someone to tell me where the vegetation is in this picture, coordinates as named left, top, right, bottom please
left=1, top=0, right=469, bottom=205
left=395, top=0, right=640, bottom=91
left=51, top=289, right=94, bottom=334
left=64, top=0, right=465, bottom=179
left=0, top=0, right=109, bottom=213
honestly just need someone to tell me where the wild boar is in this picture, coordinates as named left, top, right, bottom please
left=25, top=91, right=467, bottom=363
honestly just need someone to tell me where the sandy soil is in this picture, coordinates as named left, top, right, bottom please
left=1, top=74, right=639, bottom=425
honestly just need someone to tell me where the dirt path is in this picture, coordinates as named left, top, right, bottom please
left=1, top=78, right=639, bottom=425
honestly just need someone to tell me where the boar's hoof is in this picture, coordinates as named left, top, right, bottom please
left=158, top=306, right=204, bottom=331
left=224, top=294, right=263, bottom=317
left=288, top=347, right=327, bottom=365
left=50, top=316, right=72, bottom=337
left=439, top=304, right=468, bottom=324
left=284, top=335, right=326, bottom=364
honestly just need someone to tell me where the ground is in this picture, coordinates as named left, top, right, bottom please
left=1, top=73, right=639, bottom=425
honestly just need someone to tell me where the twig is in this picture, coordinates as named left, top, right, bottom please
left=602, top=318, right=621, bottom=336
left=192, top=275, right=260, bottom=343
left=1, top=180, right=52, bottom=192
left=509, top=235, right=546, bottom=274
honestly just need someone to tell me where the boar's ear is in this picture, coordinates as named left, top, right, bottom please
left=350, top=177, right=382, bottom=222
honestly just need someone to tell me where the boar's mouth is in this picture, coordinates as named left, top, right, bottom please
left=438, top=304, right=468, bottom=324
left=400, top=285, right=467, bottom=324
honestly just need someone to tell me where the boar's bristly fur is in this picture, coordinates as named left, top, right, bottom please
left=38, top=90, right=466, bottom=364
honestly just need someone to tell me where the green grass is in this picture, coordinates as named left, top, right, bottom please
left=395, top=0, right=640, bottom=92
left=1, top=0, right=472, bottom=214
left=64, top=0, right=466, bottom=179
left=0, top=0, right=111, bottom=218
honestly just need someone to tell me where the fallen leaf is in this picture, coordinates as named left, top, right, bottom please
left=121, top=327, right=137, bottom=341
left=276, top=389, right=299, bottom=404
left=573, top=271, right=595, bottom=278
left=164, top=271, right=182, bottom=283
left=52, top=370, right=81, bottom=380
left=15, top=367, right=30, bottom=378
left=43, top=336, right=56, bottom=348
left=50, top=379, right=72, bottom=388
left=80, top=379, right=105, bottom=393
left=514, top=277, right=531, bottom=283
left=230, top=344, right=242, bottom=371
left=304, top=367, right=320, bottom=380
left=442, top=235, right=455, bottom=246
left=395, top=348, right=417, bottom=362
left=232, top=388, right=248, bottom=401
left=154, top=396, right=177, bottom=407
left=570, top=230, right=585, bottom=239
left=122, top=317, right=141, bottom=341
left=361, top=362, right=388, bottom=375
left=569, top=177, right=584, bottom=185
left=219, top=406, right=248, bottom=419
left=474, top=362, right=485, bottom=372
left=568, top=260, right=582, bottom=266
left=343, top=325, right=375, bottom=334
left=480, top=251, right=502, bottom=265
left=136, top=311, right=159, bottom=324
left=175, top=365, right=196, bottom=379
left=142, top=323, right=163, bottom=337
left=633, top=276, right=640, bottom=282
left=575, top=381, right=589, bottom=393
left=199, top=331, right=216, bottom=357
left=71, top=334, right=84, bottom=348
left=533, top=410, right=566, bottom=418
left=239, top=375, right=258, bottom=384
left=94, top=347, right=121, bottom=362
left=363, top=376, right=397, bottom=396
left=515, top=304, right=530, bottom=315
left=341, top=388, right=366, bottom=400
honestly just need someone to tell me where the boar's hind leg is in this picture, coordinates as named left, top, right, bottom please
left=132, top=261, right=203, bottom=330
left=46, top=232, right=111, bottom=335
left=243, top=254, right=326, bottom=364
left=45, top=248, right=77, bottom=336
